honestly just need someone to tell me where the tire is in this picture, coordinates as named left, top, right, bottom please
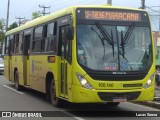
left=107, top=102, right=120, bottom=106
left=50, top=79, right=63, bottom=107
left=14, top=70, right=23, bottom=91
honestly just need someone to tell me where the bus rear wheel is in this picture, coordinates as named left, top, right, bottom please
left=14, top=70, right=22, bottom=91
left=50, top=79, right=63, bottom=107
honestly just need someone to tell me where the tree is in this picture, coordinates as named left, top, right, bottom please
left=0, top=20, right=3, bottom=30
left=7, top=22, right=18, bottom=31
left=0, top=19, right=5, bottom=42
left=0, top=31, right=5, bottom=42
left=32, top=11, right=42, bottom=19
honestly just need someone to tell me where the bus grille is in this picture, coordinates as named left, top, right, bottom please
left=123, top=84, right=142, bottom=88
left=98, top=91, right=141, bottom=101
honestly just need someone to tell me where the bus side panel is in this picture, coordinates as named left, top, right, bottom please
left=29, top=55, right=60, bottom=94
left=9, top=56, right=14, bottom=82
left=29, top=55, right=47, bottom=93
left=12, top=56, right=24, bottom=86
left=4, top=56, right=10, bottom=80
left=29, top=55, right=36, bottom=90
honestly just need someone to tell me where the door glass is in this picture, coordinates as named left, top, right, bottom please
left=59, top=26, right=70, bottom=96
left=61, top=29, right=65, bottom=58
left=60, top=27, right=65, bottom=94
left=24, top=35, right=31, bottom=55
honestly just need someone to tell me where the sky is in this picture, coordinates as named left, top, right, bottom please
left=0, top=0, right=160, bottom=31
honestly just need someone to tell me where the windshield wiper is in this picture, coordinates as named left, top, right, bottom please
left=123, top=23, right=135, bottom=44
left=91, top=27, right=104, bottom=46
left=120, top=31, right=133, bottom=70
left=95, top=22, right=115, bottom=57
left=120, top=24, right=135, bottom=70
left=120, top=31, right=125, bottom=58
left=120, top=23, right=135, bottom=57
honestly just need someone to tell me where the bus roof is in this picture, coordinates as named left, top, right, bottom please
left=5, top=5, right=145, bottom=36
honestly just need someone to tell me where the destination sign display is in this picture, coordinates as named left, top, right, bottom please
left=84, top=11, right=140, bottom=21
left=76, top=9, right=148, bottom=22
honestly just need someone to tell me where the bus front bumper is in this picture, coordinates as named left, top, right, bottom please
left=71, top=84, right=154, bottom=103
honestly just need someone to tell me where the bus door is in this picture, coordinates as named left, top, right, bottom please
left=23, top=31, right=31, bottom=86
left=59, top=25, right=72, bottom=98
left=9, top=35, right=14, bottom=81
left=4, top=36, right=10, bottom=80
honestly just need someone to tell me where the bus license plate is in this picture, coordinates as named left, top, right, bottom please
left=113, top=97, right=127, bottom=102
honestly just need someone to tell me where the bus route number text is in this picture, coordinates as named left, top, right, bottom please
left=99, top=83, right=114, bottom=88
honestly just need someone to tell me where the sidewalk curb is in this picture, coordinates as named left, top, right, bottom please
left=155, top=87, right=160, bottom=90
left=133, top=101, right=160, bottom=109
left=132, top=87, right=160, bottom=109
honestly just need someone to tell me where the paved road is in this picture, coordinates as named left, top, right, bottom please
left=155, top=86, right=160, bottom=97
left=0, top=75, right=159, bottom=120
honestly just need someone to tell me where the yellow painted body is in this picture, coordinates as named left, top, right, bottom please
left=4, top=5, right=155, bottom=103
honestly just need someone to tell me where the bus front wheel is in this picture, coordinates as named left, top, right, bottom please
left=50, top=79, right=63, bottom=107
left=106, top=102, right=120, bottom=106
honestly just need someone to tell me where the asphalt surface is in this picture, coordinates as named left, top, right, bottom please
left=155, top=86, right=160, bottom=97
left=0, top=75, right=160, bottom=120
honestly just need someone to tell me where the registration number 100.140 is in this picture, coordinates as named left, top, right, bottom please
left=99, top=83, right=114, bottom=88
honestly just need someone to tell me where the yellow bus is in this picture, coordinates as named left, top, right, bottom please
left=4, top=5, right=155, bottom=107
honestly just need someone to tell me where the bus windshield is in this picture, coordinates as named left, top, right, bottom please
left=77, top=23, right=152, bottom=71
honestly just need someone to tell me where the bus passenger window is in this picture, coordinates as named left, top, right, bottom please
left=44, top=22, right=56, bottom=52
left=9, top=35, right=14, bottom=55
left=32, top=26, right=43, bottom=52
left=42, top=25, right=47, bottom=52
left=45, top=38, right=55, bottom=52
left=32, top=40, right=41, bottom=52
left=5, top=37, right=10, bottom=54
left=15, top=34, right=19, bottom=54
left=18, top=32, right=23, bottom=54
left=47, top=23, right=54, bottom=37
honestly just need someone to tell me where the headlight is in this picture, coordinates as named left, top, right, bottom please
left=144, top=74, right=154, bottom=89
left=147, top=79, right=152, bottom=85
left=76, top=73, right=93, bottom=89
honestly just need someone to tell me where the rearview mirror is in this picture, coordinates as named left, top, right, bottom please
left=66, top=26, right=74, bottom=40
